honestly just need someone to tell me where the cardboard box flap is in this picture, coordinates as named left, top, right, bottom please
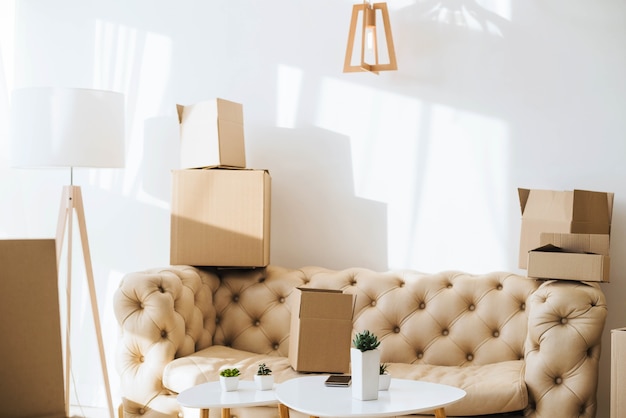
left=540, top=233, right=610, bottom=256
left=297, top=287, right=354, bottom=320
left=216, top=98, right=244, bottom=123
left=519, top=188, right=613, bottom=225
left=531, top=243, right=601, bottom=255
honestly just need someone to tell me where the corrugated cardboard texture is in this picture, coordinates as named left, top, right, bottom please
left=289, top=288, right=354, bottom=373
left=518, top=188, right=613, bottom=268
left=177, top=98, right=246, bottom=169
left=540, top=233, right=610, bottom=256
left=0, top=239, right=65, bottom=418
left=170, top=169, right=271, bottom=267
left=527, top=245, right=610, bottom=282
left=611, top=328, right=626, bottom=418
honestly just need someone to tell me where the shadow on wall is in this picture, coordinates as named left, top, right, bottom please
left=246, top=125, right=388, bottom=271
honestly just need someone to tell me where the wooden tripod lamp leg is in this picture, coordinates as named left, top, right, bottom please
left=56, top=185, right=114, bottom=418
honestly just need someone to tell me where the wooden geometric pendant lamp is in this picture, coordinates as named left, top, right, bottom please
left=343, top=1, right=398, bottom=74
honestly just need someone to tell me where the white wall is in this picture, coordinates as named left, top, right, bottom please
left=1, top=0, right=624, bottom=416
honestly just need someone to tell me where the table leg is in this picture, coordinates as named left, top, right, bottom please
left=278, top=403, right=290, bottom=418
left=221, top=407, right=230, bottom=418
left=200, top=409, right=209, bottom=418
left=434, top=408, right=447, bottom=418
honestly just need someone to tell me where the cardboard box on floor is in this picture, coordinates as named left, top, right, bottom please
left=177, top=98, right=246, bottom=169
left=170, top=168, right=271, bottom=267
left=518, top=188, right=614, bottom=269
left=289, top=288, right=355, bottom=373
left=0, top=239, right=65, bottom=418
left=611, top=328, right=626, bottom=418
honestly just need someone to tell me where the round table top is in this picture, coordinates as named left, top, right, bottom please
left=275, top=376, right=466, bottom=418
left=177, top=380, right=277, bottom=409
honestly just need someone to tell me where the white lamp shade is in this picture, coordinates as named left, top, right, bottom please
left=10, top=87, right=125, bottom=168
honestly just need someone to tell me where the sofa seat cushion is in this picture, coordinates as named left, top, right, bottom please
left=387, top=360, right=527, bottom=416
left=163, top=345, right=302, bottom=394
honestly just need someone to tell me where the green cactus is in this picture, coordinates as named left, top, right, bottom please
left=219, top=368, right=241, bottom=377
left=256, top=363, right=272, bottom=376
left=352, top=329, right=381, bottom=352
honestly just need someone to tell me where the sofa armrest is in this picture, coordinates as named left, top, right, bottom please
left=114, top=266, right=220, bottom=417
left=524, top=280, right=607, bottom=418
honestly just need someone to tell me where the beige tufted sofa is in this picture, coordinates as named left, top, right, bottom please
left=114, top=265, right=607, bottom=418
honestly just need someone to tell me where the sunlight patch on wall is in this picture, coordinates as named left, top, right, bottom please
left=92, top=20, right=172, bottom=208
left=276, top=65, right=303, bottom=129
left=316, top=78, right=510, bottom=273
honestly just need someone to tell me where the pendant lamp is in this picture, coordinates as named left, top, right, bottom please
left=343, top=1, right=398, bottom=74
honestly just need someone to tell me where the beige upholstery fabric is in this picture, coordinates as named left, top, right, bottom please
left=114, top=266, right=607, bottom=418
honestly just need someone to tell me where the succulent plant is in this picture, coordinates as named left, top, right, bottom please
left=379, top=363, right=389, bottom=375
left=352, top=329, right=381, bottom=352
left=256, top=363, right=272, bottom=376
left=219, top=367, right=241, bottom=377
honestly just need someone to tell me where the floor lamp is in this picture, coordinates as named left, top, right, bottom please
left=10, top=87, right=125, bottom=418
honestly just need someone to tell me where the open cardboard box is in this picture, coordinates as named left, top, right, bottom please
left=518, top=188, right=613, bottom=269
left=288, top=287, right=355, bottom=373
left=527, top=243, right=610, bottom=282
left=177, top=98, right=246, bottom=169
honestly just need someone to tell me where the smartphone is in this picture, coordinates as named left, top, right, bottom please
left=324, top=375, right=352, bottom=387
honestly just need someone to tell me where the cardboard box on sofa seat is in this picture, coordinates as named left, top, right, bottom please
left=518, top=188, right=613, bottom=269
left=176, top=98, right=246, bottom=169
left=289, top=288, right=354, bottom=373
left=170, top=168, right=271, bottom=267
left=611, top=328, right=626, bottom=418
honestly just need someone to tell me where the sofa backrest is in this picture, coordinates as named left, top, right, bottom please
left=212, top=266, right=539, bottom=367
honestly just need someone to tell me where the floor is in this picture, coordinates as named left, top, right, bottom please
left=69, top=405, right=111, bottom=418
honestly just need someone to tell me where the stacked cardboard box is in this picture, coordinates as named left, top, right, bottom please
left=518, top=188, right=614, bottom=282
left=170, top=98, right=271, bottom=267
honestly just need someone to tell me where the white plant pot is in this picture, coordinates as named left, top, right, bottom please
left=351, top=347, right=379, bottom=400
left=378, top=373, right=391, bottom=391
left=254, top=374, right=274, bottom=391
left=220, top=375, right=239, bottom=392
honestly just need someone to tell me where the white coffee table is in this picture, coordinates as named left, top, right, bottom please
left=177, top=380, right=278, bottom=418
left=275, top=375, right=466, bottom=418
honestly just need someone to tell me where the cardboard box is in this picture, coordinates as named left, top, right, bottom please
left=611, top=328, right=626, bottom=418
left=0, top=239, right=65, bottom=417
left=518, top=188, right=613, bottom=268
left=170, top=168, right=271, bottom=267
left=540, top=233, right=610, bottom=256
left=289, top=288, right=354, bottom=373
left=177, top=98, right=246, bottom=169
left=527, top=244, right=610, bottom=282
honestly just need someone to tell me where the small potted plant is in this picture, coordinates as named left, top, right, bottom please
left=219, top=367, right=241, bottom=391
left=254, top=363, right=274, bottom=390
left=378, top=362, right=391, bottom=391
left=351, top=329, right=381, bottom=400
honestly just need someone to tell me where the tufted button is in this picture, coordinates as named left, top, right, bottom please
left=446, top=283, right=453, bottom=289
left=161, top=330, right=167, bottom=338
left=350, top=279, right=357, bottom=286
left=232, top=295, right=239, bottom=303
left=398, top=281, right=405, bottom=287
left=273, top=343, right=279, bottom=350
left=442, top=329, right=449, bottom=336
left=468, top=304, right=475, bottom=311
left=139, top=355, right=145, bottom=363
left=416, top=351, right=424, bottom=359
left=493, top=330, right=500, bottom=338
left=158, top=285, right=165, bottom=293
left=393, top=326, right=400, bottom=333
left=419, top=302, right=426, bottom=309
left=555, top=377, right=563, bottom=384
left=371, top=300, right=377, bottom=307
left=279, top=297, right=285, bottom=303
left=215, top=316, right=220, bottom=324
left=497, top=284, right=503, bottom=290
left=466, top=354, right=474, bottom=361
left=139, top=408, right=145, bottom=415
left=520, top=303, right=526, bottom=311
left=139, top=302, right=145, bottom=309
left=258, top=277, right=265, bottom=283
left=560, top=317, right=568, bottom=325
left=254, top=320, right=260, bottom=326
